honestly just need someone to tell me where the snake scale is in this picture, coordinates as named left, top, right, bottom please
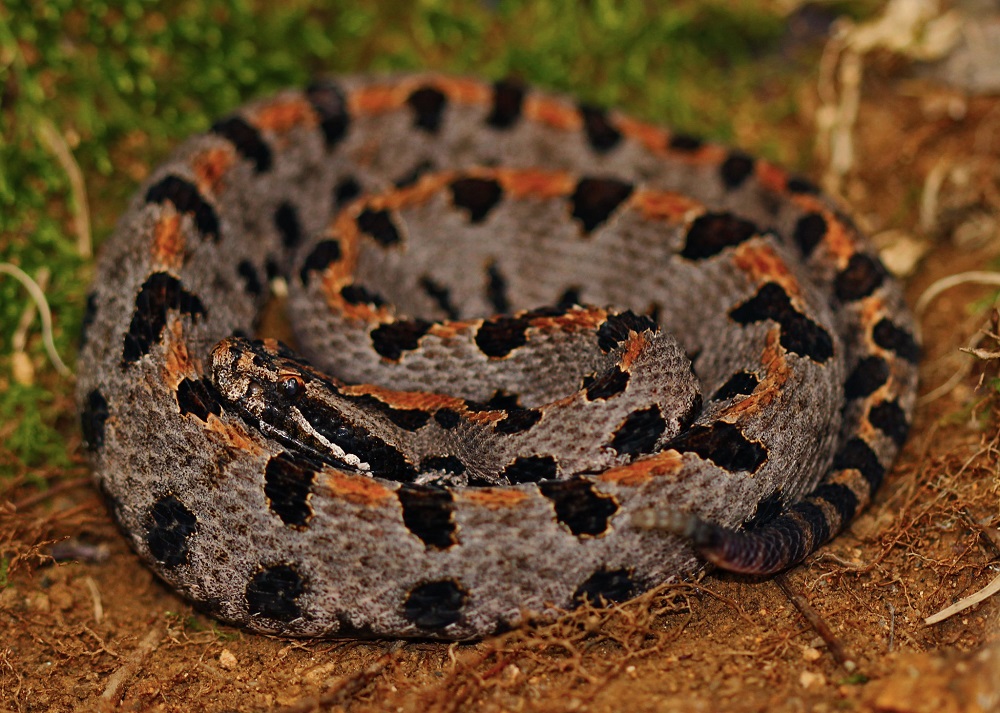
left=76, top=74, right=919, bottom=640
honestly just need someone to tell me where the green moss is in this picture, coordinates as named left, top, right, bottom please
left=0, top=382, right=71, bottom=474
left=839, top=672, right=870, bottom=685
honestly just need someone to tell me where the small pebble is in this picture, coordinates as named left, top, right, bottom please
left=802, top=646, right=822, bottom=662
left=219, top=649, right=238, bottom=670
left=799, top=670, right=826, bottom=689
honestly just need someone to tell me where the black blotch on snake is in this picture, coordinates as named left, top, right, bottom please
left=406, top=86, right=448, bottom=133
left=668, top=133, right=704, bottom=152
left=844, top=356, right=890, bottom=399
left=596, top=311, right=657, bottom=353
left=421, top=455, right=466, bottom=476
left=872, top=318, right=921, bottom=364
left=578, top=104, right=622, bottom=152
left=175, top=377, right=223, bottom=422
left=274, top=202, right=302, bottom=248
left=357, top=208, right=402, bottom=247
left=711, top=371, right=759, bottom=401
left=832, top=437, right=885, bottom=490
left=793, top=212, right=828, bottom=257
left=538, top=479, right=618, bottom=537
left=868, top=399, right=909, bottom=446
left=343, top=393, right=430, bottom=432
left=145, top=175, right=220, bottom=239
left=729, top=282, right=834, bottom=363
left=485, top=260, right=510, bottom=314
left=493, top=408, right=542, bottom=435
left=786, top=176, right=821, bottom=195
left=570, top=177, right=633, bottom=233
left=402, top=580, right=467, bottom=630
left=434, top=409, right=461, bottom=430
left=789, top=501, right=831, bottom=557
left=306, top=80, right=350, bottom=148
left=333, top=176, right=361, bottom=207
left=122, top=272, right=206, bottom=365
left=237, top=260, right=263, bottom=297
left=481, top=390, right=522, bottom=410
left=211, top=116, right=272, bottom=172
left=419, top=275, right=460, bottom=320
left=398, top=484, right=457, bottom=549
left=573, top=567, right=637, bottom=606
left=299, top=240, right=342, bottom=285
left=475, top=315, right=530, bottom=358
left=583, top=367, right=630, bottom=401
left=720, top=151, right=755, bottom=189
left=81, top=389, right=109, bottom=453
left=502, top=455, right=558, bottom=484
left=80, top=292, right=98, bottom=348
left=557, top=287, right=582, bottom=308
left=370, top=319, right=432, bottom=360
left=264, top=452, right=316, bottom=528
left=667, top=422, right=767, bottom=473
left=835, top=253, right=886, bottom=302
left=681, top=213, right=759, bottom=260
left=450, top=176, right=503, bottom=223
left=811, top=482, right=860, bottom=528
left=340, top=283, right=387, bottom=308
left=145, top=495, right=198, bottom=569
left=609, top=406, right=666, bottom=457
left=487, top=79, right=525, bottom=129
left=246, top=564, right=306, bottom=622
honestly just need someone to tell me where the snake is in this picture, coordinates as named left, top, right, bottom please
left=76, top=74, right=920, bottom=640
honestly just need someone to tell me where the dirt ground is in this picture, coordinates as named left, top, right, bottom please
left=3, top=19, right=1000, bottom=713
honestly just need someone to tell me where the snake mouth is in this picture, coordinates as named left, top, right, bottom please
left=213, top=336, right=426, bottom=482
left=227, top=393, right=373, bottom=476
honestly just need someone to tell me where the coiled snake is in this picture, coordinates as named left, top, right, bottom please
left=77, top=75, right=919, bottom=639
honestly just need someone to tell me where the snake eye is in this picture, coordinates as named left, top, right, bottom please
left=279, top=374, right=305, bottom=401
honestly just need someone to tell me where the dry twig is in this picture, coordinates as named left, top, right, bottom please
left=775, top=573, right=858, bottom=672
left=96, top=627, right=163, bottom=712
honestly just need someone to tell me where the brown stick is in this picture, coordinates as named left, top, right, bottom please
left=775, top=572, right=859, bottom=672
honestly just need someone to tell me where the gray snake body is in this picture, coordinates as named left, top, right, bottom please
left=77, top=75, right=919, bottom=639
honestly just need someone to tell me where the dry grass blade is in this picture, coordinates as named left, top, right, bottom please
left=0, top=262, right=73, bottom=378
left=36, top=119, right=92, bottom=259
left=925, top=570, right=1000, bottom=624
left=914, top=271, right=1000, bottom=317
